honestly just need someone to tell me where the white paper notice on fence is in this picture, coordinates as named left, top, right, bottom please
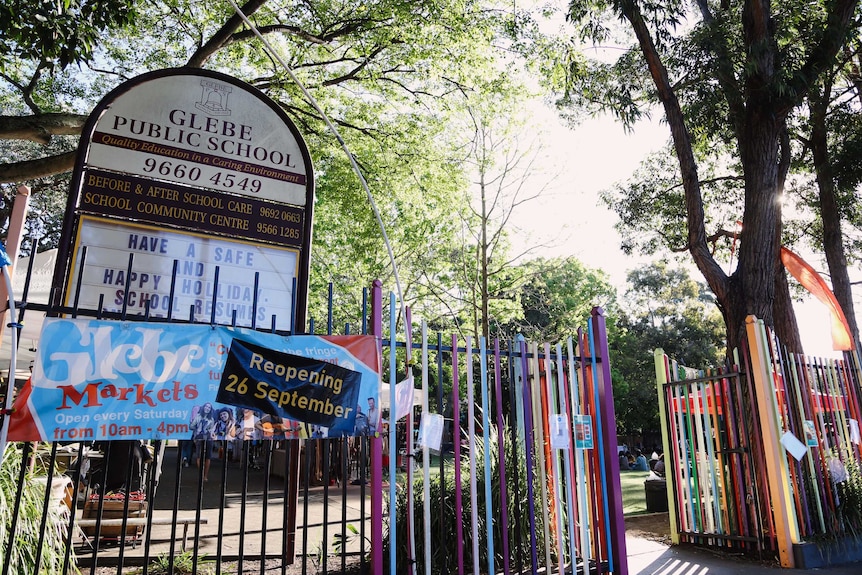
left=417, top=412, right=444, bottom=452
left=551, top=414, right=570, bottom=450
left=850, top=419, right=861, bottom=445
left=393, top=375, right=416, bottom=422
left=780, top=430, right=808, bottom=461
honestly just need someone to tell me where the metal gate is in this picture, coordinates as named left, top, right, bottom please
left=656, top=317, right=862, bottom=567
left=0, top=251, right=627, bottom=575
left=655, top=355, right=768, bottom=554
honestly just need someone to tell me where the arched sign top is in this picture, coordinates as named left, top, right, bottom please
left=80, top=67, right=314, bottom=207
left=53, top=68, right=315, bottom=330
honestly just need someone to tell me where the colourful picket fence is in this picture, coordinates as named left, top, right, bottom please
left=370, top=289, right=628, bottom=575
left=656, top=315, right=862, bottom=568
left=654, top=355, right=767, bottom=553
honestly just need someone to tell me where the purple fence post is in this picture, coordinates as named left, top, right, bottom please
left=452, top=335, right=465, bottom=575
left=371, top=280, right=383, bottom=575
left=493, top=339, right=511, bottom=574
left=519, top=337, right=539, bottom=573
left=591, top=306, right=628, bottom=575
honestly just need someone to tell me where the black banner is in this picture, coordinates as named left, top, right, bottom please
left=216, top=339, right=361, bottom=436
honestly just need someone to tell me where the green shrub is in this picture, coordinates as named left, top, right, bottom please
left=139, top=550, right=213, bottom=575
left=834, top=457, right=862, bottom=538
left=0, top=445, right=78, bottom=574
left=384, top=422, right=550, bottom=575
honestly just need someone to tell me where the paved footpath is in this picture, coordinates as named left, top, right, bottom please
left=627, top=534, right=860, bottom=575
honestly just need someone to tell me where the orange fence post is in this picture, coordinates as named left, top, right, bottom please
left=745, top=316, right=800, bottom=567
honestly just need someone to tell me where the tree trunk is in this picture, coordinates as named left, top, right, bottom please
left=617, top=0, right=854, bottom=355
left=809, top=87, right=860, bottom=345
left=719, top=274, right=747, bottom=360
left=717, top=103, right=785, bottom=352
left=480, top=175, right=490, bottom=343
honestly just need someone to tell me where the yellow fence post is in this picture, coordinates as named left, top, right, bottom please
left=653, top=348, right=680, bottom=544
left=745, top=315, right=800, bottom=567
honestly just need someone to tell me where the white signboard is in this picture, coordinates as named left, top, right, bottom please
left=780, top=431, right=808, bottom=462
left=68, top=217, right=298, bottom=330
left=85, top=74, right=308, bottom=206
left=417, top=412, right=445, bottom=452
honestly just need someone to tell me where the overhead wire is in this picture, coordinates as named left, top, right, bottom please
left=225, top=0, right=406, bottom=325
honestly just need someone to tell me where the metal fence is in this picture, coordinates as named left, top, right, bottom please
left=656, top=317, right=862, bottom=567
left=655, top=353, right=768, bottom=554
left=0, top=253, right=627, bottom=575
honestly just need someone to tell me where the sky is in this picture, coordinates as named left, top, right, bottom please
left=511, top=106, right=666, bottom=284
left=510, top=102, right=849, bottom=358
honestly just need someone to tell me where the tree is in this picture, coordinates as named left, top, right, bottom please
left=427, top=95, right=558, bottom=340
left=610, top=262, right=725, bottom=437
left=505, top=256, right=617, bottom=343
left=305, top=108, right=470, bottom=328
left=542, top=0, right=860, bottom=353
left=0, top=0, right=523, bottom=182
left=0, top=0, right=138, bottom=75
left=0, top=0, right=535, bottom=328
left=795, top=49, right=862, bottom=345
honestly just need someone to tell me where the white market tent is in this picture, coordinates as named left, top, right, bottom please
left=378, top=382, right=423, bottom=410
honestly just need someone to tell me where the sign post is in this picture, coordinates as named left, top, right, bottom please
left=45, top=68, right=316, bottom=561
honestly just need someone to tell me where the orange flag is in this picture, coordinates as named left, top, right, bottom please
left=780, top=247, right=853, bottom=351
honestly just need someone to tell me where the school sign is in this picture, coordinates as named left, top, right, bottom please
left=22, top=68, right=363, bottom=441
left=52, top=68, right=315, bottom=331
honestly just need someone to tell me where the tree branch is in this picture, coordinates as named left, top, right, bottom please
left=780, top=0, right=860, bottom=113
left=621, top=1, right=729, bottom=301
left=1, top=70, right=43, bottom=115
left=185, top=0, right=268, bottom=68
left=230, top=19, right=369, bottom=45
left=694, top=0, right=745, bottom=137
left=0, top=113, right=87, bottom=144
left=322, top=45, right=388, bottom=86
left=0, top=151, right=76, bottom=184
left=706, top=227, right=742, bottom=244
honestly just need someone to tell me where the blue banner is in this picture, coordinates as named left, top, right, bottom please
left=11, top=318, right=380, bottom=441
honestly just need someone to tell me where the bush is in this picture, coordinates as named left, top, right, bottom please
left=384, top=422, right=550, bottom=575
left=0, top=445, right=78, bottom=574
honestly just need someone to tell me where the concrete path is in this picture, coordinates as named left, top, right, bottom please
left=627, top=534, right=860, bottom=575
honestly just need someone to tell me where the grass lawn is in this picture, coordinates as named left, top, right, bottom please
left=392, top=458, right=660, bottom=518
left=618, top=470, right=652, bottom=516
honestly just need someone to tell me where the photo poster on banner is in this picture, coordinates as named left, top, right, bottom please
left=8, top=318, right=380, bottom=442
